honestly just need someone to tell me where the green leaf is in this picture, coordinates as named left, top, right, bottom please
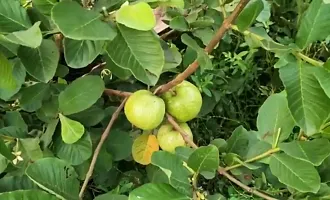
left=95, top=193, right=128, bottom=200
left=69, top=105, right=105, bottom=127
left=236, top=0, right=264, bottom=31
left=95, top=146, right=113, bottom=173
left=226, top=126, right=258, bottom=158
left=0, top=137, right=15, bottom=160
left=0, top=175, right=38, bottom=192
left=314, top=66, right=330, bottom=102
left=189, top=16, right=214, bottom=29
left=54, top=132, right=92, bottom=165
left=25, top=157, right=80, bottom=200
left=40, top=119, right=59, bottom=149
left=59, top=75, right=105, bottom=115
left=0, top=0, right=32, bottom=33
left=63, top=38, right=105, bottom=69
left=0, top=59, right=26, bottom=101
left=279, top=56, right=330, bottom=136
left=257, top=92, right=295, bottom=144
left=36, top=96, right=59, bottom=123
left=105, top=24, right=164, bottom=86
left=4, top=111, right=28, bottom=132
left=295, top=0, right=330, bottom=49
left=256, top=0, right=271, bottom=23
left=19, top=83, right=50, bottom=112
left=169, top=16, right=189, bottom=31
left=51, top=1, right=117, bottom=40
left=19, top=138, right=43, bottom=161
left=116, top=2, right=155, bottom=31
left=175, top=146, right=194, bottom=162
left=181, top=34, right=212, bottom=71
left=18, top=39, right=59, bottom=83
left=207, top=193, right=226, bottom=200
left=0, top=53, right=16, bottom=90
left=246, top=140, right=271, bottom=163
left=59, top=114, right=85, bottom=144
left=269, top=153, right=320, bottom=193
left=279, top=139, right=330, bottom=166
left=104, top=55, right=132, bottom=80
left=0, top=154, right=8, bottom=173
left=210, top=138, right=227, bottom=153
left=32, top=0, right=57, bottom=15
left=0, top=190, right=60, bottom=200
left=106, top=130, right=133, bottom=161
left=146, top=165, right=169, bottom=183
left=151, top=151, right=193, bottom=196
left=187, top=145, right=219, bottom=179
left=0, top=126, right=28, bottom=138
left=0, top=22, right=42, bottom=48
left=129, top=183, right=190, bottom=200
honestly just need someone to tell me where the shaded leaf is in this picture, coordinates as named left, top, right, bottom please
left=0, top=175, right=37, bottom=192
left=69, top=105, right=105, bottom=127
left=105, top=24, right=164, bottom=86
left=0, top=53, right=16, bottom=90
left=95, top=193, right=128, bottom=200
left=19, top=138, right=43, bottom=161
left=20, top=83, right=50, bottom=112
left=58, top=75, right=105, bottom=115
left=25, top=157, right=80, bottom=200
left=51, top=1, right=116, bottom=40
left=0, top=190, right=60, bottom=200
left=32, top=0, right=57, bottom=15
left=106, top=130, right=133, bottom=161
left=18, top=39, right=59, bottom=83
left=236, top=0, right=264, bottom=31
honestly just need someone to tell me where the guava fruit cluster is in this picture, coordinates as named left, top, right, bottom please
left=124, top=80, right=202, bottom=152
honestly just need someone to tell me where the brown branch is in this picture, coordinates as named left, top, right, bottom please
left=104, top=89, right=132, bottom=97
left=154, top=0, right=250, bottom=95
left=166, top=113, right=278, bottom=200
left=79, top=98, right=128, bottom=199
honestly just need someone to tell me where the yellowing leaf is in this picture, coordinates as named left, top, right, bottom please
left=132, top=133, right=159, bottom=165
left=116, top=2, right=156, bottom=31
left=59, top=114, right=85, bottom=144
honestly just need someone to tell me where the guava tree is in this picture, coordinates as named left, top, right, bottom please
left=1, top=0, right=330, bottom=200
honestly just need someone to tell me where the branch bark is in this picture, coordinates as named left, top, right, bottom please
left=79, top=98, right=128, bottom=199
left=104, top=89, right=132, bottom=97
left=154, top=0, right=250, bottom=95
left=166, top=113, right=278, bottom=200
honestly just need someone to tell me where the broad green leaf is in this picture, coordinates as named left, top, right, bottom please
left=0, top=175, right=37, bottom=192
left=69, top=105, right=105, bottom=127
left=236, top=0, right=264, bottom=31
left=269, top=153, right=320, bottom=193
left=151, top=151, right=192, bottom=196
left=256, top=0, right=271, bottom=23
left=0, top=138, right=15, bottom=160
left=279, top=56, right=330, bottom=136
left=279, top=139, right=330, bottom=166
left=116, top=2, right=156, bottom=31
left=181, top=34, right=212, bottom=71
left=63, top=38, right=105, bottom=69
left=187, top=145, right=219, bottom=179
left=32, top=0, right=57, bottom=15
left=207, top=194, right=226, bottom=200
left=95, top=193, right=128, bottom=200
left=0, top=59, right=26, bottom=101
left=40, top=119, right=59, bottom=149
left=25, top=157, right=80, bottom=200
left=319, top=156, right=330, bottom=183
left=51, top=1, right=117, bottom=40
left=189, top=16, right=214, bottom=29
left=257, top=92, right=295, bottom=144
left=210, top=138, right=227, bottom=153
left=59, top=114, right=84, bottom=144
left=0, top=22, right=42, bottom=48
left=226, top=126, right=258, bottom=158
left=146, top=165, right=169, bottom=183
left=0, top=53, right=16, bottom=90
left=0, top=126, right=28, bottom=138
left=193, top=28, right=215, bottom=46
left=106, top=130, right=133, bottom=161
left=0, top=0, right=32, bottom=33
left=314, top=67, right=330, bottom=101
left=296, top=0, right=330, bottom=49
left=54, top=132, right=92, bottom=165
left=0, top=190, right=60, bottom=200
left=105, top=24, right=164, bottom=86
left=246, top=140, right=271, bottom=163
left=169, top=16, right=189, bottom=31
left=4, top=111, right=28, bottom=132
left=161, top=41, right=182, bottom=72
left=18, top=39, right=59, bottom=83
left=104, top=55, right=132, bottom=80
left=58, top=75, right=105, bottom=115
left=129, top=183, right=190, bottom=200
left=36, top=96, right=59, bottom=123
left=19, top=83, right=50, bottom=112
left=175, top=146, right=194, bottom=162
left=0, top=154, right=8, bottom=173
left=93, top=0, right=125, bottom=12
left=95, top=146, right=113, bottom=173
left=19, top=138, right=43, bottom=161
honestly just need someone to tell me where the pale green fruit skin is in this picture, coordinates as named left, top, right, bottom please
left=162, top=81, right=202, bottom=122
left=125, top=90, right=165, bottom=130
left=157, top=122, right=193, bottom=153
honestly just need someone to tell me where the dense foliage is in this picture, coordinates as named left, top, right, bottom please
left=1, top=0, right=330, bottom=199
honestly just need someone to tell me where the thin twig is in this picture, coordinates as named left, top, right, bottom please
left=166, top=113, right=278, bottom=200
left=153, top=0, right=250, bottom=95
left=104, top=89, right=132, bottom=97
left=79, top=98, right=128, bottom=199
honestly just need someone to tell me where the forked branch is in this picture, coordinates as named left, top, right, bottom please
left=154, top=0, right=250, bottom=95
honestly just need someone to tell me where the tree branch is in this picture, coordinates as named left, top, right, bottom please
left=166, top=113, right=278, bottom=200
left=104, top=89, right=132, bottom=97
left=79, top=98, right=128, bottom=199
left=154, top=0, right=250, bottom=95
